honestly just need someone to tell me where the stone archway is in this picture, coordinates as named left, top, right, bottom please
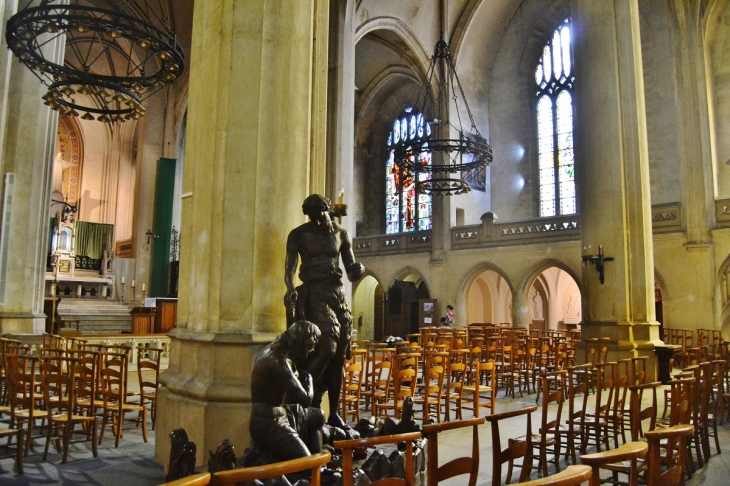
left=464, top=268, right=513, bottom=326
left=352, top=274, right=383, bottom=341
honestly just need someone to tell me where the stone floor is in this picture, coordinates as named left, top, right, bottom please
left=0, top=383, right=728, bottom=485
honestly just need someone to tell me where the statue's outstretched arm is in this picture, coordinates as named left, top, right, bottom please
left=284, top=231, right=300, bottom=305
left=340, top=229, right=364, bottom=282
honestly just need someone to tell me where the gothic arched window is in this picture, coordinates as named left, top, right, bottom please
left=385, top=107, right=432, bottom=234
left=536, top=18, right=576, bottom=217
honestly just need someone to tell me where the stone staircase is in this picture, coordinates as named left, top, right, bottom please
left=56, top=298, right=133, bottom=334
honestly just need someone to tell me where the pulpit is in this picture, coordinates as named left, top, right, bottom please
left=155, top=298, right=177, bottom=333
left=131, top=307, right=156, bottom=334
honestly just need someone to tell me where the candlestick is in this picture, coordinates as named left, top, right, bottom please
left=120, top=281, right=125, bottom=304
left=130, top=282, right=136, bottom=307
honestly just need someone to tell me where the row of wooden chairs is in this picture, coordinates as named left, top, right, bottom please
left=160, top=393, right=694, bottom=486
left=0, top=336, right=163, bottom=470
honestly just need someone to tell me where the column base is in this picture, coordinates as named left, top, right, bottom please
left=579, top=320, right=663, bottom=381
left=154, top=328, right=278, bottom=470
left=0, top=313, right=45, bottom=334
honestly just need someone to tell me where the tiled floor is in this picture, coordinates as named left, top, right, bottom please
left=0, top=382, right=728, bottom=485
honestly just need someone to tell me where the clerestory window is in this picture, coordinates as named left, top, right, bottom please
left=536, top=18, right=576, bottom=217
left=385, top=107, right=432, bottom=234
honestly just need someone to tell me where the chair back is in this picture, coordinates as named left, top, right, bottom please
left=644, top=424, right=694, bottom=486
left=485, top=405, right=538, bottom=485
left=423, top=417, right=485, bottom=486
left=334, top=432, right=420, bottom=486
left=212, top=452, right=331, bottom=486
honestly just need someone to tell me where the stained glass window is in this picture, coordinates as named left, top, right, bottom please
left=385, top=108, right=432, bottom=234
left=535, top=18, right=575, bottom=217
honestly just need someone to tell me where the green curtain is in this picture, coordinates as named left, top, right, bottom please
left=75, top=221, right=114, bottom=259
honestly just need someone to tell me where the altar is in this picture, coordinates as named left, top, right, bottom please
left=45, top=274, right=115, bottom=300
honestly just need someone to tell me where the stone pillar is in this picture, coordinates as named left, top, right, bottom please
left=156, top=0, right=322, bottom=468
left=571, top=0, right=661, bottom=373
left=131, top=90, right=167, bottom=303
left=0, top=3, right=63, bottom=334
left=663, top=0, right=716, bottom=330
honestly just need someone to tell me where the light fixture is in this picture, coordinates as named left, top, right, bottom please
left=582, top=245, right=614, bottom=284
left=6, top=1, right=184, bottom=122
left=393, top=34, right=493, bottom=195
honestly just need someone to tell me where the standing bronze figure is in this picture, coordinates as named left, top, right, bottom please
left=284, top=194, right=364, bottom=429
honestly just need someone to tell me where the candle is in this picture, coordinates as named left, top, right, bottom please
left=598, top=245, right=603, bottom=256
left=132, top=280, right=135, bottom=288
left=77, top=284, right=82, bottom=296
left=588, top=245, right=591, bottom=255
left=102, top=287, right=107, bottom=298
left=121, top=276, right=125, bottom=285
left=142, top=283, right=146, bottom=292
left=338, top=189, right=344, bottom=205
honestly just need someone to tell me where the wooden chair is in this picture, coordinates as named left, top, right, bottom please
left=580, top=442, right=648, bottom=486
left=599, top=382, right=661, bottom=485
left=135, top=346, right=163, bottom=430
left=159, top=471, right=211, bottom=486
left=644, top=424, right=694, bottom=486
left=606, top=359, right=629, bottom=448
left=40, top=356, right=99, bottom=463
left=579, top=362, right=614, bottom=453
left=524, top=371, right=566, bottom=478
left=422, top=417, right=485, bottom=486
left=5, top=353, right=45, bottom=456
left=212, top=451, right=331, bottom=485
left=341, top=361, right=363, bottom=423
left=414, top=351, right=447, bottom=423
left=98, top=352, right=148, bottom=447
left=557, top=365, right=591, bottom=466
left=0, top=427, right=23, bottom=474
left=462, top=360, right=496, bottom=418
left=442, top=360, right=466, bottom=421
left=485, top=405, right=538, bottom=485
left=374, top=354, right=418, bottom=419
left=513, top=465, right=592, bottom=486
left=334, top=432, right=421, bottom=486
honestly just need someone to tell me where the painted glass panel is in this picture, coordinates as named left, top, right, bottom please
left=385, top=150, right=400, bottom=234
left=556, top=91, right=575, bottom=215
left=552, top=30, right=562, bottom=80
left=535, top=18, right=575, bottom=217
left=385, top=108, right=433, bottom=234
left=561, top=25, right=571, bottom=77
left=542, top=45, right=552, bottom=83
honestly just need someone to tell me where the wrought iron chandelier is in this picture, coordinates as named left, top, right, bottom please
left=393, top=34, right=492, bottom=195
left=5, top=0, right=184, bottom=122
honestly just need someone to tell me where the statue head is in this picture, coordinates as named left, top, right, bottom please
left=302, top=194, right=333, bottom=232
left=279, top=320, right=321, bottom=361
left=302, top=194, right=331, bottom=216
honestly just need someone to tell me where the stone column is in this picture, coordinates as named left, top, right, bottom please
left=662, top=0, right=716, bottom=330
left=155, top=0, right=322, bottom=468
left=571, top=0, right=661, bottom=371
left=0, top=3, right=63, bottom=334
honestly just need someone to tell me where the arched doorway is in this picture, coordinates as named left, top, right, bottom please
left=352, top=275, right=382, bottom=341
left=383, top=272, right=430, bottom=339
left=466, top=269, right=512, bottom=326
left=526, top=267, right=581, bottom=332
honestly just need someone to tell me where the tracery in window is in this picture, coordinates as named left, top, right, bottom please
left=386, top=108, right=432, bottom=234
left=535, top=18, right=575, bottom=217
